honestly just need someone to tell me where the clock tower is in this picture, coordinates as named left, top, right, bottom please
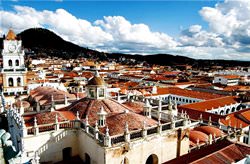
left=1, top=29, right=27, bottom=95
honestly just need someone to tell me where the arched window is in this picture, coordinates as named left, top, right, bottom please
left=226, top=108, right=230, bottom=114
left=231, top=107, right=235, bottom=113
left=17, top=77, right=21, bottom=86
left=8, top=60, right=12, bottom=67
left=15, top=60, right=19, bottom=66
left=62, top=147, right=72, bottom=161
left=85, top=153, right=91, bottom=164
left=146, top=154, right=158, bottom=164
left=8, top=78, right=13, bottom=87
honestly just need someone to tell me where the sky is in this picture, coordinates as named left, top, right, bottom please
left=1, top=0, right=250, bottom=60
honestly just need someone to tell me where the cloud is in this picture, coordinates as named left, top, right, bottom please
left=1, top=2, right=250, bottom=60
left=179, top=25, right=224, bottom=47
left=199, top=0, right=250, bottom=50
left=0, top=6, right=113, bottom=47
left=94, top=16, right=178, bottom=51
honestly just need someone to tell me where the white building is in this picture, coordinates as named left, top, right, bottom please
left=1, top=29, right=27, bottom=95
left=5, top=72, right=194, bottom=164
left=213, top=75, right=240, bottom=86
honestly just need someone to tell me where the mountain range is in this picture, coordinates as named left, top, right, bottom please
left=0, top=28, right=250, bottom=67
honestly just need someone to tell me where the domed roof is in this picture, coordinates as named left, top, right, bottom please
left=6, top=29, right=16, bottom=40
left=88, top=71, right=105, bottom=86
left=29, top=86, right=76, bottom=105
left=33, top=111, right=76, bottom=125
left=60, top=98, right=158, bottom=136
left=189, top=130, right=208, bottom=143
left=194, top=126, right=224, bottom=137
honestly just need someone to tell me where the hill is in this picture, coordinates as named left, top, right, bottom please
left=0, top=28, right=250, bottom=67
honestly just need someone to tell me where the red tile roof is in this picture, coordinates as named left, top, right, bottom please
left=164, top=139, right=250, bottom=164
left=25, top=111, right=76, bottom=126
left=179, top=96, right=238, bottom=112
left=145, top=87, right=223, bottom=100
left=189, top=130, right=208, bottom=143
left=217, top=75, right=240, bottom=79
left=60, top=98, right=157, bottom=135
left=29, top=86, right=76, bottom=105
left=194, top=126, right=224, bottom=137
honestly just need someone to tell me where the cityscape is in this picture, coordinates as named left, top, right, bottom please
left=1, top=1, right=250, bottom=164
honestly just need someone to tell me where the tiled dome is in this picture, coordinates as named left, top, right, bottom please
left=189, top=130, right=208, bottom=143
left=194, top=126, right=223, bottom=137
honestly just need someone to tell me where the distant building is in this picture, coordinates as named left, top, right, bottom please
left=213, top=75, right=240, bottom=86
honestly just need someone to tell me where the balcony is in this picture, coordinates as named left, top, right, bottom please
left=1, top=67, right=27, bottom=73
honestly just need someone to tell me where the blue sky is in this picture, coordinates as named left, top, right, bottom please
left=2, top=1, right=218, bottom=36
left=1, top=0, right=250, bottom=60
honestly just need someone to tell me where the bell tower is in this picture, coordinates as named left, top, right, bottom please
left=1, top=29, right=27, bottom=95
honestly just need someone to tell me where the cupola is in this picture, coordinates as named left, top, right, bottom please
left=97, top=106, right=107, bottom=127
left=86, top=71, right=107, bottom=99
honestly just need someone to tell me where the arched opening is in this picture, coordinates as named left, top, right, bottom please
left=145, top=154, right=158, bottom=164
left=214, top=111, right=218, bottom=114
left=17, top=77, right=21, bottom=86
left=8, top=78, right=13, bottom=87
left=220, top=111, right=224, bottom=115
left=8, top=60, right=13, bottom=67
left=231, top=107, right=235, bottom=113
left=62, top=147, right=72, bottom=161
left=237, top=105, right=241, bottom=111
left=85, top=153, right=91, bottom=164
left=121, top=157, right=129, bottom=164
left=15, top=59, right=19, bottom=66
left=226, top=108, right=230, bottom=114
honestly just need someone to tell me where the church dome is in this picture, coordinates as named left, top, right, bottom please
left=88, top=71, right=105, bottom=86
left=6, top=29, right=16, bottom=40
left=60, top=98, right=158, bottom=136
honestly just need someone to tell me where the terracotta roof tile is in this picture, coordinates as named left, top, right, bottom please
left=145, top=87, right=223, bottom=100
left=179, top=96, right=238, bottom=111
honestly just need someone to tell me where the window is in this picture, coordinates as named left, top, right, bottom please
left=8, top=60, right=12, bottom=67
left=99, top=88, right=104, bottom=97
left=15, top=60, right=19, bottom=66
left=17, top=77, right=21, bottom=86
left=89, top=89, right=95, bottom=98
left=8, top=78, right=13, bottom=86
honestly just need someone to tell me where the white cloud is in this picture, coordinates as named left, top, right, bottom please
left=0, top=6, right=113, bottom=47
left=199, top=0, right=250, bottom=47
left=179, top=25, right=224, bottom=47
left=1, top=2, right=250, bottom=60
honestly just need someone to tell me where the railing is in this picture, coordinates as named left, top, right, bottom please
left=130, top=130, right=142, bottom=140
left=147, top=126, right=158, bottom=135
left=24, top=113, right=186, bottom=147
left=111, top=135, right=125, bottom=145
left=26, top=120, right=77, bottom=135
left=88, top=126, right=95, bottom=136
left=162, top=123, right=171, bottom=131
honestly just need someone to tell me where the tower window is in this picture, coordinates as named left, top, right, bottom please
left=99, top=88, right=104, bottom=97
left=15, top=60, right=19, bottom=66
left=8, top=60, right=13, bottom=67
left=8, top=78, right=13, bottom=87
left=17, top=77, right=21, bottom=86
left=89, top=89, right=95, bottom=98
